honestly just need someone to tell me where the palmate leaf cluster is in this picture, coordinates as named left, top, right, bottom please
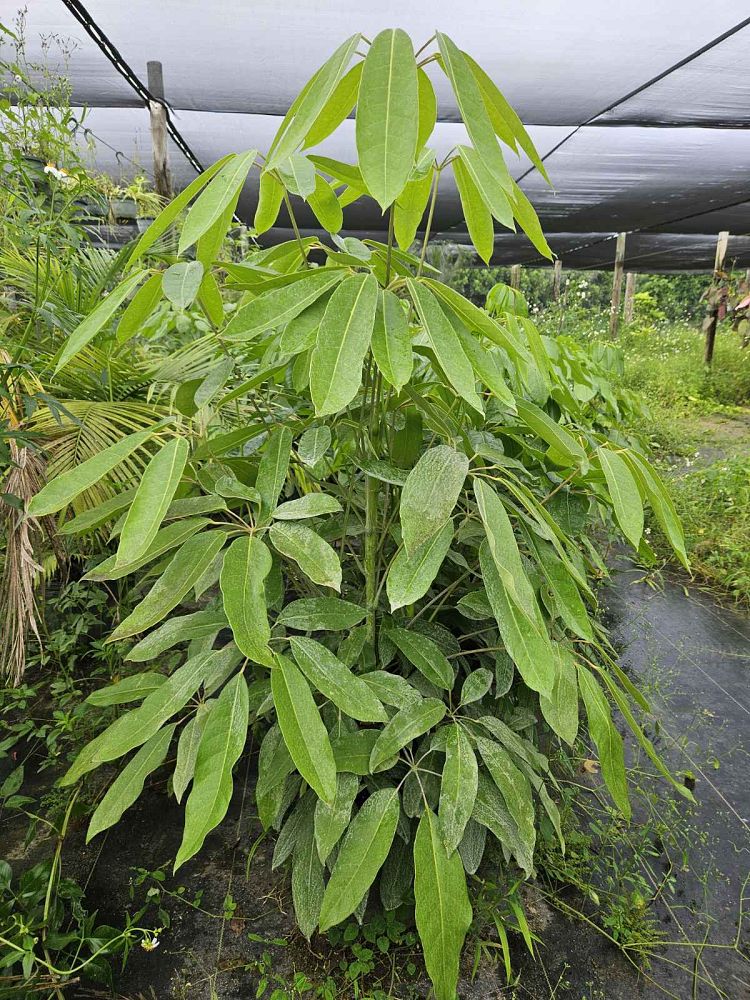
left=27, top=30, right=690, bottom=1000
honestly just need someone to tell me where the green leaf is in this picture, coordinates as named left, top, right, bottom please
left=371, top=289, right=413, bottom=392
left=416, top=67, right=437, bottom=151
left=271, top=655, right=337, bottom=804
left=129, top=154, right=234, bottom=266
left=162, top=261, right=204, bottom=310
left=406, top=279, right=484, bottom=414
left=356, top=29, right=418, bottom=209
left=87, top=725, right=175, bottom=842
left=515, top=397, right=587, bottom=465
left=224, top=269, right=344, bottom=341
left=319, top=787, right=400, bottom=930
left=472, top=771, right=533, bottom=875
left=272, top=494, right=341, bottom=520
left=307, top=173, right=343, bottom=232
left=277, top=598, right=366, bottom=632
left=254, top=170, right=285, bottom=235
left=388, top=628, right=454, bottom=691
left=622, top=451, right=688, bottom=568
left=540, top=646, right=579, bottom=746
left=369, top=698, right=446, bottom=772
left=315, top=772, right=359, bottom=863
left=474, top=479, right=539, bottom=620
left=115, top=437, right=189, bottom=567
left=599, top=447, right=644, bottom=550
left=386, top=519, right=452, bottom=612
left=460, top=668, right=493, bottom=706
left=292, top=802, right=326, bottom=939
left=457, top=145, right=514, bottom=229
left=578, top=666, right=631, bottom=818
left=456, top=589, right=494, bottom=621
left=255, top=724, right=294, bottom=828
left=399, top=445, right=468, bottom=555
left=393, top=169, right=433, bottom=252
left=413, top=807, right=473, bottom=1000
left=439, top=725, right=478, bottom=853
left=297, top=425, right=331, bottom=466
left=310, top=273, right=378, bottom=416
left=54, top=269, right=148, bottom=373
left=455, top=324, right=516, bottom=408
left=277, top=153, right=316, bottom=198
left=107, top=531, right=226, bottom=643
left=304, top=61, right=363, bottom=148
left=175, top=673, right=249, bottom=869
left=86, top=518, right=210, bottom=582
left=361, top=670, right=421, bottom=710
left=179, top=149, right=257, bottom=253
left=117, top=272, right=163, bottom=344
left=475, top=736, right=536, bottom=860
left=436, top=32, right=509, bottom=185
left=509, top=180, right=552, bottom=259
left=453, top=155, right=494, bottom=263
left=256, top=426, right=293, bottom=524
left=62, top=650, right=213, bottom=785
left=331, top=730, right=380, bottom=774
left=269, top=521, right=341, bottom=591
left=59, top=487, right=138, bottom=535
left=85, top=672, right=167, bottom=707
left=27, top=424, right=165, bottom=517
left=173, top=703, right=213, bottom=803
left=221, top=536, right=273, bottom=666
left=267, top=35, right=360, bottom=169
left=290, top=637, right=387, bottom=723
left=126, top=607, right=227, bottom=662
left=194, top=357, right=234, bottom=410
left=532, top=539, right=593, bottom=641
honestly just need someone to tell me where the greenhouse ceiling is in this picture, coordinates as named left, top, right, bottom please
left=7, top=0, right=750, bottom=271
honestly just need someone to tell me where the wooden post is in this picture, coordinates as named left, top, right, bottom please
left=609, top=232, right=627, bottom=338
left=552, top=258, right=562, bottom=302
left=510, top=264, right=521, bottom=290
left=623, top=272, right=637, bottom=324
left=147, top=60, right=172, bottom=200
left=703, top=230, right=729, bottom=366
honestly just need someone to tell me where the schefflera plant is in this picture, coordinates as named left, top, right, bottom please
left=29, top=29, right=692, bottom=1000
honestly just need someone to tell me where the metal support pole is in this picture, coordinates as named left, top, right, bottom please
left=147, top=60, right=172, bottom=200
left=609, top=232, right=627, bottom=339
left=703, top=230, right=729, bottom=366
left=623, top=272, right=637, bottom=325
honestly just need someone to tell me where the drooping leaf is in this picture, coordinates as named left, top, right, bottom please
left=107, top=531, right=226, bottom=643
left=277, top=598, right=366, bottom=632
left=413, top=807, right=473, bottom=1000
left=179, top=149, right=257, bottom=253
left=254, top=170, right=285, bottom=235
left=369, top=698, right=446, bottom=772
left=86, top=518, right=210, bottom=582
left=393, top=169, right=433, bottom=251
left=297, top=425, right=331, bottom=466
left=304, top=61, right=363, bottom=148
left=126, top=607, right=227, bottom=662
left=598, top=446, right=644, bottom=550
left=515, top=397, right=586, bottom=465
left=388, top=628, right=454, bottom=691
left=115, top=437, right=189, bottom=567
left=356, top=28, right=418, bottom=209
left=269, top=521, right=342, bottom=591
left=439, top=725, right=478, bottom=853
left=371, top=289, right=413, bottom=391
left=87, top=724, right=175, bottom=842
left=475, top=736, right=536, bottom=861
left=224, top=270, right=344, bottom=341
left=85, top=672, right=167, bottom=707
left=173, top=702, right=214, bottom=803
left=290, top=637, right=387, bottom=723
left=117, top=272, right=163, bottom=344
left=416, top=67, right=437, bottom=151
left=271, top=655, right=337, bottom=804
left=292, top=801, right=326, bottom=939
left=578, top=666, right=631, bottom=819
left=28, top=423, right=165, bottom=517
left=622, top=451, right=688, bottom=568
left=509, top=180, right=553, bottom=259
left=314, top=772, right=359, bottom=863
left=399, top=445, right=468, bottom=555
left=256, top=426, right=293, bottom=524
left=175, top=673, right=249, bottom=869
left=456, top=145, right=514, bottom=228
left=161, top=261, right=204, bottom=310
left=318, top=787, right=400, bottom=930
left=272, top=494, right=341, bottom=520
left=453, top=155, right=494, bottom=263
left=307, top=173, right=344, bottom=232
left=386, top=519, right=453, bottom=612
left=540, top=646, right=579, bottom=746
left=310, top=273, right=378, bottom=416
left=460, top=668, right=493, bottom=706
left=472, top=771, right=533, bottom=875
left=221, top=536, right=273, bottom=666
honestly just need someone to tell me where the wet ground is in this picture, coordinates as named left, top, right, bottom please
left=3, top=559, right=749, bottom=999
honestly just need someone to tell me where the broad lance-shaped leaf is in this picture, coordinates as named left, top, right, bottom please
left=115, top=437, right=189, bottom=567
left=416, top=66, right=437, bottom=150
left=318, top=787, right=400, bottom=930
left=457, top=145, right=513, bottom=228
left=296, top=425, right=331, bottom=466
left=361, top=671, right=422, bottom=710
left=292, top=802, right=325, bottom=939
left=413, top=807, right=473, bottom=1000
left=117, top=272, right=163, bottom=345
left=86, top=724, right=175, bottom=842
left=175, top=673, right=249, bottom=870
left=509, top=180, right=552, bottom=259
left=271, top=655, right=337, bottom=804
left=304, top=61, right=363, bottom=148
left=314, top=772, right=359, bottom=863
left=272, top=494, right=341, bottom=520
left=393, top=169, right=433, bottom=252
left=85, top=672, right=167, bottom=707
left=53, top=269, right=147, bottom=373
left=27, top=423, right=165, bottom=517
left=277, top=597, right=366, bottom=632
left=356, top=28, right=418, bottom=209
left=399, top=445, right=468, bottom=555
left=540, top=646, right=579, bottom=747
left=578, top=666, right=631, bottom=819
left=369, top=698, right=446, bottom=772
left=172, top=702, right=214, bottom=803
left=453, top=155, right=494, bottom=264
left=256, top=426, right=293, bottom=525
left=59, top=487, right=138, bottom=535
left=598, top=446, right=644, bottom=550
left=62, top=650, right=213, bottom=785
left=277, top=153, right=316, bottom=198
left=107, top=531, right=226, bottom=643
left=472, top=771, right=533, bottom=876
left=310, top=273, right=378, bottom=416
left=307, top=173, right=343, bottom=233
left=224, top=269, right=343, bottom=341
left=532, top=537, right=593, bottom=641
left=179, top=149, right=257, bottom=253
left=621, top=450, right=688, bottom=568
left=254, top=170, right=284, bottom=234
left=388, top=628, right=454, bottom=691
left=406, top=279, right=483, bottom=414
left=221, top=536, right=273, bottom=666
left=86, top=518, right=209, bottom=582
left=126, top=607, right=227, bottom=662
left=371, top=289, right=413, bottom=392
left=289, top=637, right=387, bottom=723
left=479, top=541, right=555, bottom=697
left=162, top=261, right=204, bottom=310
left=515, top=397, right=587, bottom=465
left=387, top=519, right=453, bottom=612
left=269, top=521, right=342, bottom=591
left=460, top=668, right=493, bottom=705
left=439, top=724, right=478, bottom=853
left=475, top=736, right=536, bottom=860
